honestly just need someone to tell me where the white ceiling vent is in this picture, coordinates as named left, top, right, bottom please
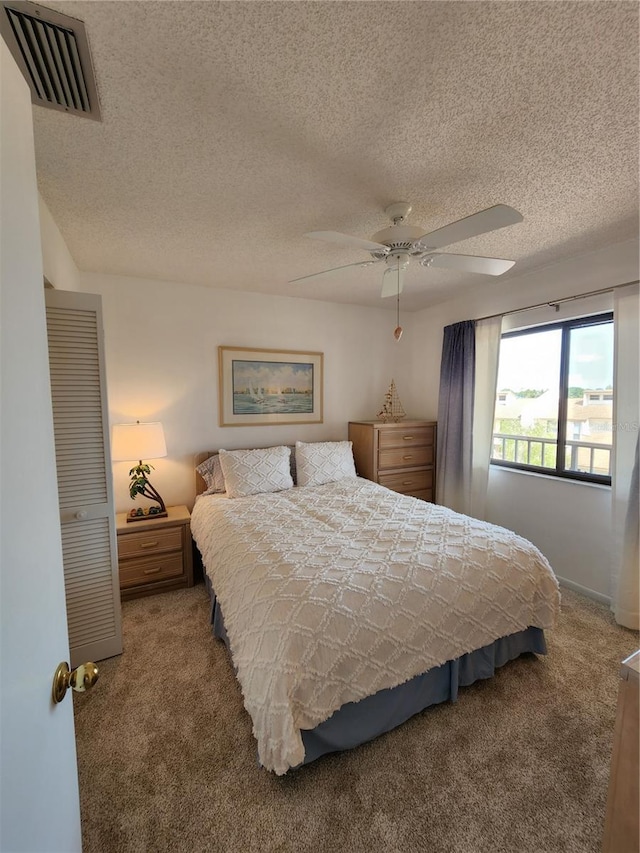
left=1, top=1, right=101, bottom=120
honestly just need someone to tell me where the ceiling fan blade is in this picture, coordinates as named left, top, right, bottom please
left=289, top=260, right=378, bottom=284
left=415, top=204, right=523, bottom=251
left=380, top=265, right=405, bottom=298
left=305, top=230, right=389, bottom=253
left=425, top=253, right=516, bottom=276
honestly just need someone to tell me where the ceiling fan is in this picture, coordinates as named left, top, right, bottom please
left=291, top=202, right=523, bottom=297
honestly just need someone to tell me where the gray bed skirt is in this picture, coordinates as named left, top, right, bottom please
left=204, top=574, right=547, bottom=768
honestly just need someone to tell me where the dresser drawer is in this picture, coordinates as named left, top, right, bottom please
left=378, top=425, right=434, bottom=450
left=117, top=526, right=182, bottom=559
left=119, top=552, right=185, bottom=588
left=409, top=488, right=434, bottom=502
left=378, top=445, right=434, bottom=470
left=378, top=469, right=433, bottom=494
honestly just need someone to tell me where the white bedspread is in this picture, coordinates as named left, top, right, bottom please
left=191, top=478, right=560, bottom=774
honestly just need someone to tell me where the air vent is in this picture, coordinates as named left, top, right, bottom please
left=386, top=241, right=414, bottom=251
left=1, top=1, right=100, bottom=120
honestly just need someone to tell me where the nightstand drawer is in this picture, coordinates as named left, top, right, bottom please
left=378, top=425, right=434, bottom=450
left=378, top=469, right=433, bottom=494
left=117, top=526, right=182, bottom=559
left=119, top=552, right=185, bottom=588
left=378, top=445, right=433, bottom=470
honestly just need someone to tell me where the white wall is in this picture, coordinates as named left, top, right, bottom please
left=409, top=237, right=639, bottom=601
left=80, top=272, right=421, bottom=513
left=486, top=469, right=614, bottom=601
left=39, top=194, right=81, bottom=291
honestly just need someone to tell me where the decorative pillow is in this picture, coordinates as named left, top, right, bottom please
left=196, top=454, right=226, bottom=495
left=198, top=446, right=297, bottom=495
left=295, top=441, right=357, bottom=487
left=219, top=446, right=293, bottom=499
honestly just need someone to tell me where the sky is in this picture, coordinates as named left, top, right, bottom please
left=232, top=359, right=313, bottom=392
left=497, top=323, right=613, bottom=392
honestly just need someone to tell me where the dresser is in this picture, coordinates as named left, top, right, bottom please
left=348, top=420, right=437, bottom=501
left=116, top=505, right=194, bottom=600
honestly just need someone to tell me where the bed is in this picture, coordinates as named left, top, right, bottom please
left=191, top=442, right=560, bottom=775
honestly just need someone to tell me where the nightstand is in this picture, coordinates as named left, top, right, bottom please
left=116, top=505, right=194, bottom=600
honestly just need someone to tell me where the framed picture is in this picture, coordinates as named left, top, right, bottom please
left=218, top=346, right=324, bottom=426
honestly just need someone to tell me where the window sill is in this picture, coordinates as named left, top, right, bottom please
left=489, top=463, right=612, bottom=490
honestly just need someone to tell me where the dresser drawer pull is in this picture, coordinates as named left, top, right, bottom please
left=402, top=455, right=413, bottom=460
left=139, top=541, right=160, bottom=550
left=402, top=435, right=414, bottom=440
left=402, top=480, right=414, bottom=486
left=143, top=567, right=162, bottom=575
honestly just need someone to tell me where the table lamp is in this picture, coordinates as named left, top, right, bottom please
left=111, top=421, right=168, bottom=521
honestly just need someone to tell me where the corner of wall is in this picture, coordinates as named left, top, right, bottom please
left=38, top=194, right=81, bottom=291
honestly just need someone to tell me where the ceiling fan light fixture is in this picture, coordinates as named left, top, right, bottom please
left=385, top=254, right=410, bottom=270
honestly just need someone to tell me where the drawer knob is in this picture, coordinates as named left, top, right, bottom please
left=403, top=480, right=414, bottom=486
left=403, top=455, right=413, bottom=460
left=139, top=541, right=160, bottom=550
left=402, top=436, right=414, bottom=441
left=143, top=567, right=162, bottom=575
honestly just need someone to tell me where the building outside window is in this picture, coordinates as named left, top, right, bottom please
left=491, top=313, right=614, bottom=484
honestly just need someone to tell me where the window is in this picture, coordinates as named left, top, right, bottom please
left=491, top=313, right=613, bottom=484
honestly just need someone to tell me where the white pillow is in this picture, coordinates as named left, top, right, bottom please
left=218, top=446, right=293, bottom=499
left=295, top=440, right=357, bottom=487
left=196, top=454, right=226, bottom=494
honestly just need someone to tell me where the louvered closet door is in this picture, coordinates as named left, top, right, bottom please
left=45, top=289, right=122, bottom=666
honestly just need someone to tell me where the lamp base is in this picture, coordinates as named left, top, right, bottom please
left=126, top=509, right=168, bottom=522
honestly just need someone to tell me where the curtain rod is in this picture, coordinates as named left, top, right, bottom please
left=474, top=279, right=640, bottom=323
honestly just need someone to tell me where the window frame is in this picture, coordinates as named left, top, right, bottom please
left=491, top=312, right=613, bottom=486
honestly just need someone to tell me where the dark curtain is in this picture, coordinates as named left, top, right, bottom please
left=436, top=320, right=475, bottom=512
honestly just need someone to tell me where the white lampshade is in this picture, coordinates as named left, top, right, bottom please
left=111, top=422, right=167, bottom=462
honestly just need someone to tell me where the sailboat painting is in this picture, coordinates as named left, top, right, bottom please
left=219, top=347, right=324, bottom=426
left=233, top=360, right=312, bottom=414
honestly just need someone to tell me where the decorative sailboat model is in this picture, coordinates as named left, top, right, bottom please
left=377, top=379, right=406, bottom=423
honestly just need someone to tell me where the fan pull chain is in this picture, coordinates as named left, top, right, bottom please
left=394, top=265, right=403, bottom=341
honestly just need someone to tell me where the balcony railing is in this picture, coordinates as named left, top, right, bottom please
left=492, top=433, right=612, bottom=477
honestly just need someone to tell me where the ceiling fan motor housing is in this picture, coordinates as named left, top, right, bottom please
left=370, top=223, right=427, bottom=254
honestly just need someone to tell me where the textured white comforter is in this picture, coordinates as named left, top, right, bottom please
left=191, top=478, right=560, bottom=774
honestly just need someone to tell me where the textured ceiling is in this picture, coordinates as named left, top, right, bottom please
left=30, top=1, right=639, bottom=311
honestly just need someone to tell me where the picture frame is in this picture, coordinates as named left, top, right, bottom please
left=218, top=346, right=324, bottom=427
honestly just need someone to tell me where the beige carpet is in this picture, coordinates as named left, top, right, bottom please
left=74, top=583, right=638, bottom=853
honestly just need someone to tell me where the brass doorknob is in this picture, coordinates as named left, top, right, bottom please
left=52, top=661, right=99, bottom=704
